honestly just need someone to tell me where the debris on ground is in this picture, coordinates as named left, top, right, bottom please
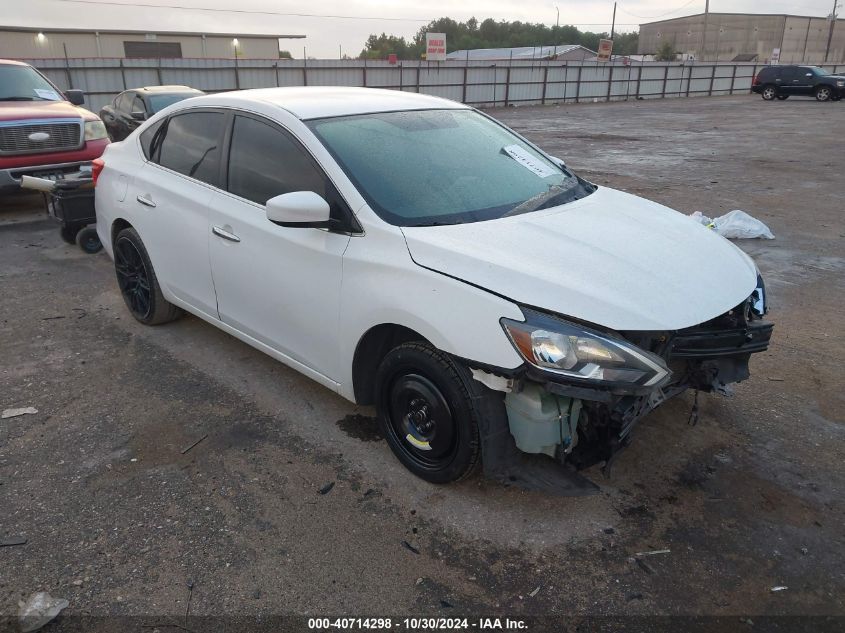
left=771, top=586, right=788, bottom=592
left=402, top=540, right=420, bottom=555
left=180, top=434, right=208, bottom=455
left=1, top=536, right=27, bottom=547
left=627, top=592, right=644, bottom=602
left=18, top=592, right=69, bottom=633
left=439, top=599, right=453, bottom=608
left=801, top=547, right=809, bottom=556
left=689, top=210, right=775, bottom=239
left=635, top=549, right=671, bottom=557
left=529, top=585, right=541, bottom=597
left=318, top=482, right=335, bottom=495
left=634, top=558, right=656, bottom=575
left=2, top=406, right=38, bottom=419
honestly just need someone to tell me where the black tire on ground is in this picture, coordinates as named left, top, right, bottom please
left=375, top=341, right=483, bottom=484
left=60, top=225, right=81, bottom=244
left=815, top=86, right=832, bottom=102
left=776, top=95, right=789, bottom=100
left=113, top=227, right=182, bottom=325
left=761, top=85, right=777, bottom=100
left=75, top=226, right=102, bottom=254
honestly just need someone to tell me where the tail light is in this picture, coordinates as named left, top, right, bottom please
left=752, top=74, right=760, bottom=86
left=91, top=158, right=105, bottom=186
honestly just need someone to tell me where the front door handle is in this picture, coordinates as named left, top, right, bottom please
left=136, top=194, right=156, bottom=208
left=212, top=225, right=240, bottom=243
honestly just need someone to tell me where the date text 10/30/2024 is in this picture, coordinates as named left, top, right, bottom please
left=308, top=618, right=528, bottom=630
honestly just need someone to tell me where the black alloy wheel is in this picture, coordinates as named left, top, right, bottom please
left=115, top=234, right=152, bottom=320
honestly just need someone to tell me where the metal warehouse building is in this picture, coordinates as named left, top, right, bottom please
left=638, top=12, right=845, bottom=63
left=0, top=26, right=304, bottom=59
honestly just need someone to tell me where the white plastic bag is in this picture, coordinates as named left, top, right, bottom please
left=689, top=210, right=775, bottom=239
left=18, top=592, right=69, bottom=633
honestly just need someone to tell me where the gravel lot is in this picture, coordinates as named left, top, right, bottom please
left=1, top=94, right=843, bottom=629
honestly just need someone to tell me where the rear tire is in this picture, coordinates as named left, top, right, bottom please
left=761, top=85, right=777, bottom=100
left=375, top=342, right=482, bottom=483
left=113, top=227, right=182, bottom=325
left=815, top=86, right=832, bottom=102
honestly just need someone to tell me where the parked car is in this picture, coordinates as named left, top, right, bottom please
left=95, top=87, right=773, bottom=489
left=0, top=59, right=109, bottom=193
left=99, top=85, right=204, bottom=141
left=752, top=65, right=845, bottom=101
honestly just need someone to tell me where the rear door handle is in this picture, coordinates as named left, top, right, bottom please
left=136, top=194, right=156, bottom=208
left=212, top=225, right=240, bottom=243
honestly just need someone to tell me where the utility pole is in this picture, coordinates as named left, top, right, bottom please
left=824, top=0, right=841, bottom=62
left=700, top=0, right=710, bottom=61
left=611, top=2, right=617, bottom=39
left=555, top=6, right=559, bottom=28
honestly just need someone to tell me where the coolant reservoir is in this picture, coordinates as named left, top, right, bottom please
left=505, top=383, right=578, bottom=457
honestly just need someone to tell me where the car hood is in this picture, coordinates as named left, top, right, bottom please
left=0, top=100, right=94, bottom=122
left=401, top=187, right=758, bottom=331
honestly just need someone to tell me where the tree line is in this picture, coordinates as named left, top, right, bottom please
left=359, top=17, right=639, bottom=60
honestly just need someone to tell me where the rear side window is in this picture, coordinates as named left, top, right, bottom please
left=157, top=111, right=224, bottom=186
left=759, top=67, right=780, bottom=81
left=139, top=118, right=165, bottom=160
left=226, top=115, right=326, bottom=205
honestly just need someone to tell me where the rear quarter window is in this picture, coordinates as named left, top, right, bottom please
left=139, top=118, right=165, bottom=160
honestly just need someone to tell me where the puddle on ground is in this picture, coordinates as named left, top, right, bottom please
left=336, top=413, right=383, bottom=442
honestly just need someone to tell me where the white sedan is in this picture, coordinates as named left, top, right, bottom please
left=94, top=87, right=772, bottom=491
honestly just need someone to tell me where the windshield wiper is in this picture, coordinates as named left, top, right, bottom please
left=0, top=96, right=46, bottom=101
left=502, top=182, right=581, bottom=218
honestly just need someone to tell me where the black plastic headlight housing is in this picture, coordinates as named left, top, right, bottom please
left=501, top=309, right=671, bottom=389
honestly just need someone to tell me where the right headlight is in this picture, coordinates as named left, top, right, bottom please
left=501, top=309, right=671, bottom=388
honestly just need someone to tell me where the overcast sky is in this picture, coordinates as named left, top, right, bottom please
left=8, top=0, right=839, bottom=58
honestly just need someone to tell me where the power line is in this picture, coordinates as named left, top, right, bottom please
left=45, top=0, right=433, bottom=21
left=616, top=0, right=699, bottom=20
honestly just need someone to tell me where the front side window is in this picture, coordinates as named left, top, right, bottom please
left=116, top=92, right=133, bottom=112
left=227, top=115, right=326, bottom=205
left=157, top=111, right=224, bottom=186
left=307, top=109, right=593, bottom=226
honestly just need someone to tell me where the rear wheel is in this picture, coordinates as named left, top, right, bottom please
left=114, top=227, right=182, bottom=325
left=776, top=95, right=789, bottom=101
left=815, top=86, right=832, bottom=102
left=761, top=85, right=777, bottom=100
left=375, top=342, right=481, bottom=483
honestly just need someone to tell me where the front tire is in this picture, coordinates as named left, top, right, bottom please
left=815, top=86, right=832, bottom=102
left=114, top=227, right=182, bottom=325
left=761, top=85, right=777, bottom=100
left=375, top=342, right=481, bottom=483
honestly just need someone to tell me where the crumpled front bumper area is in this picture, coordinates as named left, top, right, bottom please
left=482, top=302, right=774, bottom=494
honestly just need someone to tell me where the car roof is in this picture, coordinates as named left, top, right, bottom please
left=182, top=86, right=469, bottom=120
left=140, top=85, right=201, bottom=93
left=0, top=59, right=31, bottom=67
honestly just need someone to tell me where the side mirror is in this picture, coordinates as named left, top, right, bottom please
left=130, top=111, right=147, bottom=121
left=266, top=191, right=332, bottom=228
left=64, top=89, right=85, bottom=106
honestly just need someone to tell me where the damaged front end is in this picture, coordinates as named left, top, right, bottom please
left=477, top=277, right=773, bottom=495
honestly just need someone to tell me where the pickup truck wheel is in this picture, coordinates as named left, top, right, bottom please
left=815, top=86, right=832, bottom=102
left=375, top=342, right=481, bottom=483
left=114, top=227, right=182, bottom=325
left=761, top=85, right=777, bottom=100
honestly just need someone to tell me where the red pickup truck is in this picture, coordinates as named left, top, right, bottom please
left=0, top=59, right=109, bottom=193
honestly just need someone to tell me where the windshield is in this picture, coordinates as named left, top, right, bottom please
left=307, top=109, right=593, bottom=226
left=811, top=67, right=830, bottom=76
left=0, top=64, right=63, bottom=102
left=148, top=93, right=197, bottom=113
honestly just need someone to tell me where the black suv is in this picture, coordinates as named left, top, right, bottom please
left=752, top=65, right=844, bottom=102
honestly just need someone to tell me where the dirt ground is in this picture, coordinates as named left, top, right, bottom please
left=1, top=94, right=843, bottom=630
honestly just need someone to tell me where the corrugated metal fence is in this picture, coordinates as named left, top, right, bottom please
left=25, top=57, right=845, bottom=113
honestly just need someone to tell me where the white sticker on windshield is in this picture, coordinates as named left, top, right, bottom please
left=34, top=88, right=61, bottom=101
left=502, top=144, right=558, bottom=179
